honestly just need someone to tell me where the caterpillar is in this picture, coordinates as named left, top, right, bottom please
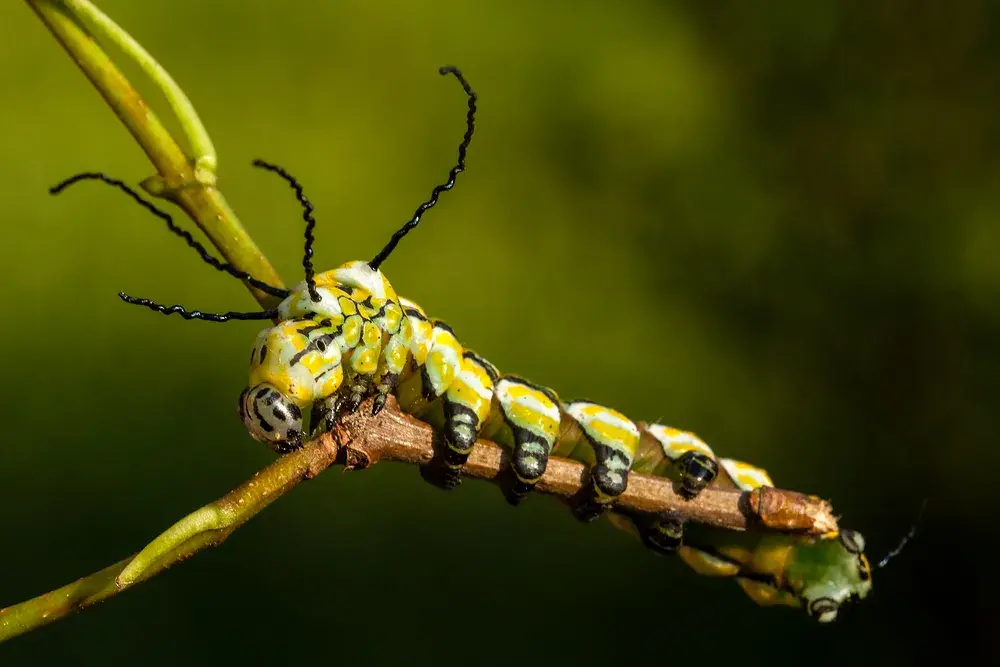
left=52, top=65, right=915, bottom=622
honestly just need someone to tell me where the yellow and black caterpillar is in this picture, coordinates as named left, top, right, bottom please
left=53, top=67, right=914, bottom=622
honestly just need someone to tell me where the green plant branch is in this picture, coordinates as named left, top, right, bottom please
left=0, top=397, right=837, bottom=642
left=27, top=0, right=283, bottom=309
left=62, top=0, right=217, bottom=181
left=0, top=429, right=341, bottom=643
left=6, top=0, right=840, bottom=647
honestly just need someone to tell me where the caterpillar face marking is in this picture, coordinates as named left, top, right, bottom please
left=239, top=383, right=304, bottom=453
left=81, top=65, right=910, bottom=622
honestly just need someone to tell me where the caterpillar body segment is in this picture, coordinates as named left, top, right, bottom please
left=490, top=377, right=562, bottom=503
left=439, top=351, right=499, bottom=488
left=277, top=261, right=408, bottom=418
left=423, top=322, right=464, bottom=399
left=557, top=401, right=641, bottom=522
left=718, top=458, right=774, bottom=491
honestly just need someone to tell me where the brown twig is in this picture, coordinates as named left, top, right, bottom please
left=342, top=398, right=838, bottom=534
left=0, top=396, right=836, bottom=642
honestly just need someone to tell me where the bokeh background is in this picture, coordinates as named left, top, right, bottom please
left=1, top=0, right=996, bottom=663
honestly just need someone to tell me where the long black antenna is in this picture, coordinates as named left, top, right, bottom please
left=118, top=292, right=278, bottom=322
left=252, top=159, right=321, bottom=302
left=877, top=498, right=928, bottom=570
left=50, top=172, right=290, bottom=299
left=369, top=66, right=477, bottom=271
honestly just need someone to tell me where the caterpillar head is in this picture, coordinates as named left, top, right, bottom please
left=786, top=529, right=873, bottom=622
left=239, top=383, right=304, bottom=454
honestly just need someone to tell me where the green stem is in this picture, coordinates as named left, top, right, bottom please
left=4, top=0, right=299, bottom=641
left=63, top=0, right=218, bottom=182
left=4, top=0, right=315, bottom=645
left=0, top=435, right=340, bottom=643
left=27, top=0, right=284, bottom=309
left=29, top=0, right=191, bottom=185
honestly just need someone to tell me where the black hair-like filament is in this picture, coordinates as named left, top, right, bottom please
left=252, top=159, right=321, bottom=302
left=877, top=498, right=928, bottom=570
left=49, top=172, right=290, bottom=299
left=118, top=292, right=278, bottom=322
left=369, top=65, right=477, bottom=271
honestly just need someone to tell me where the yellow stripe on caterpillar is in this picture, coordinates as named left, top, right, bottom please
left=720, top=458, right=774, bottom=491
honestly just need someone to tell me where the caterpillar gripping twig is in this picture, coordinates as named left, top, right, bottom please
left=65, top=66, right=915, bottom=623
left=233, top=260, right=875, bottom=622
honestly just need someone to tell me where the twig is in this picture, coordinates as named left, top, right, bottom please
left=342, top=399, right=837, bottom=534
left=0, top=397, right=836, bottom=642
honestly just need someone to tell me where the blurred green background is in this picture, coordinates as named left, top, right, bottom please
left=1, top=0, right=995, bottom=663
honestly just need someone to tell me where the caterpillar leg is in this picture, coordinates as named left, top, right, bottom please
left=371, top=329, right=408, bottom=416
left=309, top=393, right=341, bottom=436
left=635, top=514, right=685, bottom=554
left=340, top=320, right=383, bottom=413
left=562, top=401, right=640, bottom=522
left=308, top=371, right=368, bottom=435
left=606, top=511, right=684, bottom=554
left=495, top=377, right=561, bottom=505
left=437, top=351, right=499, bottom=489
left=641, top=425, right=719, bottom=500
left=676, top=450, right=719, bottom=499
left=342, top=373, right=373, bottom=415
left=371, top=299, right=408, bottom=416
